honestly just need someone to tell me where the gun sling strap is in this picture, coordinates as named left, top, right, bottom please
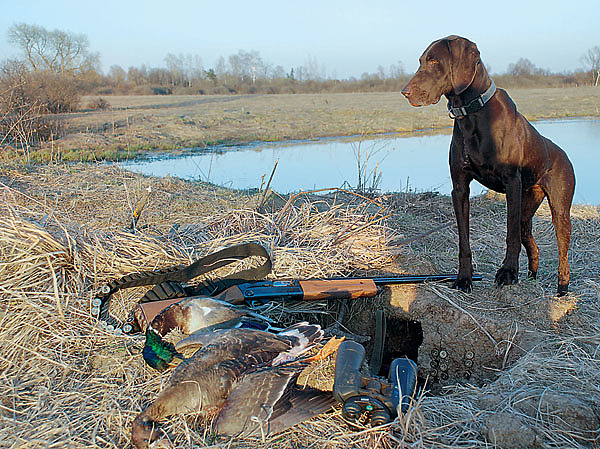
left=92, top=242, right=272, bottom=329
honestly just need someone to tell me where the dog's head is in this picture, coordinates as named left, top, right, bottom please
left=401, top=35, right=481, bottom=107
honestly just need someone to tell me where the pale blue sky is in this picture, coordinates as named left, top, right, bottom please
left=1, top=0, right=598, bottom=78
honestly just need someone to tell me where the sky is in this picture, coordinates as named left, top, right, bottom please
left=1, top=0, right=599, bottom=79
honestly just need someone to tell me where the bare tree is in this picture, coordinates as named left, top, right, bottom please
left=270, top=65, right=286, bottom=79
left=302, top=55, right=325, bottom=81
left=228, top=50, right=266, bottom=83
left=507, top=58, right=539, bottom=76
left=185, top=54, right=204, bottom=88
left=215, top=56, right=226, bottom=78
left=582, top=46, right=600, bottom=86
left=127, top=65, right=148, bottom=86
left=108, top=65, right=127, bottom=87
left=8, top=22, right=99, bottom=75
left=165, top=53, right=184, bottom=87
left=388, top=61, right=404, bottom=79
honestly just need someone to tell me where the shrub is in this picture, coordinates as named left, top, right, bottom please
left=0, top=60, right=67, bottom=162
left=29, top=71, right=80, bottom=113
left=131, top=85, right=154, bottom=95
left=86, top=97, right=110, bottom=110
left=150, top=86, right=172, bottom=95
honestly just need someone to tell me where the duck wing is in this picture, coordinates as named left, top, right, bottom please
left=214, top=364, right=334, bottom=437
left=213, top=365, right=297, bottom=437
left=166, top=328, right=292, bottom=386
left=267, top=388, right=335, bottom=435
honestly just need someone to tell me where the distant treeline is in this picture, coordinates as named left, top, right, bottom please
left=3, top=22, right=600, bottom=100
left=92, top=52, right=594, bottom=97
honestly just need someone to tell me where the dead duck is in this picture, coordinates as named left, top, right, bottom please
left=142, top=296, right=276, bottom=371
left=132, top=323, right=341, bottom=448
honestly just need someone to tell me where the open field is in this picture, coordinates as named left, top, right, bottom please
left=32, top=86, right=600, bottom=161
left=1, top=163, right=599, bottom=448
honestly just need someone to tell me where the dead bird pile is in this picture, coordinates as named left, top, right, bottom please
left=1, top=163, right=599, bottom=448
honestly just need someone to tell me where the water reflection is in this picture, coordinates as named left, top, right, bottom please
left=122, top=118, right=599, bottom=205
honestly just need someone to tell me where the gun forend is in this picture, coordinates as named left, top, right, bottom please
left=299, top=279, right=378, bottom=300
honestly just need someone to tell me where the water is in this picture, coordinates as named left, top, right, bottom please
left=121, top=118, right=600, bottom=205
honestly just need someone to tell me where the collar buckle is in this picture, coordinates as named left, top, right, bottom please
left=447, top=79, right=496, bottom=120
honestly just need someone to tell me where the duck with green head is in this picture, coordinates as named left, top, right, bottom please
left=142, top=295, right=275, bottom=371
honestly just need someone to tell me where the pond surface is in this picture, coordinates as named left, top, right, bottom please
left=122, top=118, right=600, bottom=205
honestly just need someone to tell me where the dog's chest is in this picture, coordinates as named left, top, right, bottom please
left=456, top=126, right=507, bottom=192
left=457, top=124, right=488, bottom=168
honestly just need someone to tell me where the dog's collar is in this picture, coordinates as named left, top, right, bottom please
left=447, top=80, right=496, bottom=119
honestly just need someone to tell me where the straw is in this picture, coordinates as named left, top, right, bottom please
left=1, top=163, right=599, bottom=448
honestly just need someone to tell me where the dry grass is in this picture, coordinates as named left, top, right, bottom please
left=1, top=163, right=599, bottom=448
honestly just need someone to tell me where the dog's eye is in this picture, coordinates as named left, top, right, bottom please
left=428, top=59, right=439, bottom=65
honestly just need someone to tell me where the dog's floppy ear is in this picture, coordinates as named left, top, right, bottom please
left=447, top=36, right=480, bottom=95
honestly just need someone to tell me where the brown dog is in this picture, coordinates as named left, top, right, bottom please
left=401, top=36, right=575, bottom=296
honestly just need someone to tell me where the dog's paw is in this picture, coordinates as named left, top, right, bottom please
left=527, top=269, right=537, bottom=280
left=495, top=267, right=518, bottom=287
left=452, top=278, right=472, bottom=293
left=557, top=283, right=569, bottom=297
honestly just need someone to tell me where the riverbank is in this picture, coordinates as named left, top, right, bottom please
left=1, top=163, right=599, bottom=448
left=18, top=86, right=600, bottom=162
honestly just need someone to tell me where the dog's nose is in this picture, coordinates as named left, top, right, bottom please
left=401, top=85, right=411, bottom=98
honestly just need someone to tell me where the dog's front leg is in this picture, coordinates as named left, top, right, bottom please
left=451, top=180, right=473, bottom=292
left=495, top=175, right=522, bottom=286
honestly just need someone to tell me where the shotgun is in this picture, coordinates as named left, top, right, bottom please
left=121, top=273, right=483, bottom=334
left=211, top=274, right=483, bottom=305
